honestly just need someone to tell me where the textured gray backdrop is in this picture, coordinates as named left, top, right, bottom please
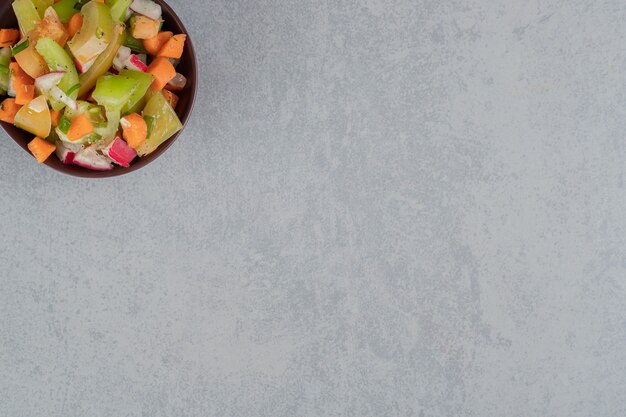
left=1, top=0, right=626, bottom=416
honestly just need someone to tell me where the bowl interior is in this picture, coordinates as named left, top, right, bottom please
left=0, top=0, right=197, bottom=178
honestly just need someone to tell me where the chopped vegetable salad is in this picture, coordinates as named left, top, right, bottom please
left=0, top=0, right=188, bottom=170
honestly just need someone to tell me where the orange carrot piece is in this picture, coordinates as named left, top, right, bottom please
left=28, top=137, right=56, bottom=163
left=157, top=34, right=186, bottom=59
left=143, top=31, right=173, bottom=56
left=0, top=98, right=22, bottom=124
left=9, top=62, right=35, bottom=86
left=14, top=40, right=49, bottom=78
left=15, top=84, right=35, bottom=105
left=67, top=13, right=83, bottom=38
left=9, top=62, right=36, bottom=105
left=67, top=114, right=94, bottom=141
left=120, top=113, right=147, bottom=149
left=50, top=109, right=61, bottom=127
left=0, top=29, right=20, bottom=47
left=130, top=15, right=161, bottom=40
left=147, top=57, right=176, bottom=91
left=162, top=89, right=178, bottom=110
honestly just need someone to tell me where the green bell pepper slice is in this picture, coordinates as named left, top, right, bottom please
left=91, top=73, right=139, bottom=110
left=135, top=91, right=183, bottom=156
left=119, top=69, right=153, bottom=114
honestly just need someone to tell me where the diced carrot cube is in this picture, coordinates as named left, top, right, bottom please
left=14, top=41, right=49, bottom=79
left=162, top=89, right=178, bottom=110
left=158, top=34, right=186, bottom=59
left=67, top=13, right=83, bottom=38
left=130, top=16, right=161, bottom=40
left=0, top=29, right=20, bottom=47
left=0, top=98, right=22, bottom=124
left=143, top=31, right=173, bottom=56
left=28, top=136, right=56, bottom=163
left=67, top=114, right=94, bottom=141
left=15, top=84, right=35, bottom=105
left=147, top=57, right=176, bottom=91
left=9, top=62, right=36, bottom=105
left=9, top=62, right=35, bottom=86
left=120, top=113, right=147, bottom=149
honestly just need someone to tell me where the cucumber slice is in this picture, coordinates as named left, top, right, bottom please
left=12, top=0, right=41, bottom=35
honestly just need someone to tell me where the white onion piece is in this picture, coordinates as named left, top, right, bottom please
left=130, top=0, right=162, bottom=20
left=113, top=46, right=132, bottom=72
left=49, top=86, right=78, bottom=111
left=35, top=71, right=65, bottom=93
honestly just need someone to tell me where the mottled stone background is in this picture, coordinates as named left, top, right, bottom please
left=1, top=0, right=625, bottom=415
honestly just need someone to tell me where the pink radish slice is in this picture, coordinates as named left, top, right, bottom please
left=75, top=60, right=85, bottom=73
left=75, top=57, right=96, bottom=74
left=61, top=151, right=75, bottom=164
left=73, top=147, right=113, bottom=171
left=130, top=0, right=162, bottom=20
left=104, top=137, right=137, bottom=167
left=55, top=142, right=75, bottom=164
left=55, top=141, right=82, bottom=164
left=126, top=54, right=148, bottom=72
left=35, top=71, right=65, bottom=92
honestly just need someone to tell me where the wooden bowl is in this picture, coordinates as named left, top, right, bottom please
left=0, top=0, right=197, bottom=178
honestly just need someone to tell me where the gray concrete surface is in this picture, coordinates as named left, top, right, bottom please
left=2, top=0, right=626, bottom=415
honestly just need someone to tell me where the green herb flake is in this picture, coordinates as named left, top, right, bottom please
left=11, top=39, right=29, bottom=56
left=66, top=83, right=81, bottom=96
left=58, top=115, right=71, bottom=134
